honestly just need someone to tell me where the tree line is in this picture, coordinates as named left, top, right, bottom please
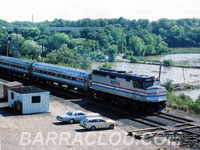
left=0, top=18, right=200, bottom=69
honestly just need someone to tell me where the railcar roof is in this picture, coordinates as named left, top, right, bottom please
left=33, top=62, right=91, bottom=74
left=0, top=55, right=32, bottom=64
left=93, top=69, right=155, bottom=81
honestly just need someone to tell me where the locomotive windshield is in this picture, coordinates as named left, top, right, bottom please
left=142, top=81, right=153, bottom=89
left=142, top=79, right=161, bottom=89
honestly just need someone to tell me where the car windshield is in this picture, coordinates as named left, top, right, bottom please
left=66, top=112, right=72, bottom=116
left=81, top=119, right=88, bottom=123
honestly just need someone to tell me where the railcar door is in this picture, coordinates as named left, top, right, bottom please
left=28, top=62, right=34, bottom=77
left=84, top=74, right=92, bottom=92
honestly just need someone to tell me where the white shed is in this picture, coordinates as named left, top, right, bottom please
left=8, top=86, right=50, bottom=114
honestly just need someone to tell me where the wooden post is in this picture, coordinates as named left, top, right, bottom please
left=159, top=64, right=162, bottom=79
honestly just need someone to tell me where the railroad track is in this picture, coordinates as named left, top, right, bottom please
left=1, top=71, right=200, bottom=142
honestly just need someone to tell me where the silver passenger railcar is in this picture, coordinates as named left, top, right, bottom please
left=32, top=62, right=91, bottom=92
left=0, top=55, right=32, bottom=75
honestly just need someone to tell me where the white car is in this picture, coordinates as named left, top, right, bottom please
left=56, top=110, right=100, bottom=124
left=80, top=117, right=117, bottom=130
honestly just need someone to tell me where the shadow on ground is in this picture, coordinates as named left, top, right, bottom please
left=53, top=122, right=79, bottom=126
left=75, top=128, right=113, bottom=133
left=0, top=105, right=21, bottom=117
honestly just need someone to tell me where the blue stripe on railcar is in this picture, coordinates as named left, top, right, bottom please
left=92, top=82, right=166, bottom=99
left=0, top=64, right=29, bottom=74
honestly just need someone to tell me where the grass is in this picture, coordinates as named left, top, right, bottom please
left=168, top=47, right=200, bottom=54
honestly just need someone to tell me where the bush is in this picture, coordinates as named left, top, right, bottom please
left=166, top=91, right=200, bottom=114
left=130, top=56, right=140, bottom=63
left=163, top=59, right=173, bottom=66
left=163, top=80, right=175, bottom=92
left=98, top=62, right=112, bottom=69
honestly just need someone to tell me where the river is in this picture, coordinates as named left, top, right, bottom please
left=146, top=53, right=200, bottom=66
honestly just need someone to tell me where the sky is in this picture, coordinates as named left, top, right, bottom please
left=0, top=0, right=200, bottom=22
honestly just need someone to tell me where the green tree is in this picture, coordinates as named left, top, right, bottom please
left=21, top=40, right=42, bottom=60
left=46, top=44, right=76, bottom=65
left=21, top=27, right=41, bottom=40
left=0, top=27, right=7, bottom=55
left=70, top=30, right=81, bottom=38
left=47, top=33, right=71, bottom=51
left=107, top=45, right=118, bottom=62
left=128, top=35, right=146, bottom=56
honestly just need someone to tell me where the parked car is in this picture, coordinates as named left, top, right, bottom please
left=56, top=110, right=100, bottom=124
left=80, top=117, right=117, bottom=130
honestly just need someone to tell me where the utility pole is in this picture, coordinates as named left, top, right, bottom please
left=182, top=68, right=185, bottom=83
left=7, top=31, right=12, bottom=56
left=42, top=42, right=44, bottom=62
left=159, top=64, right=162, bottom=79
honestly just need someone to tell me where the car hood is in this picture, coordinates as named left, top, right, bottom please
left=105, top=119, right=116, bottom=123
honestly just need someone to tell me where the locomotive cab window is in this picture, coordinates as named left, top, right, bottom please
left=126, top=77, right=132, bottom=82
left=153, top=80, right=161, bottom=86
left=133, top=81, right=142, bottom=88
left=32, top=96, right=41, bottom=103
left=142, top=81, right=153, bottom=89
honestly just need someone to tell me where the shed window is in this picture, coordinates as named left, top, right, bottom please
left=32, top=96, right=41, bottom=103
left=11, top=92, right=14, bottom=100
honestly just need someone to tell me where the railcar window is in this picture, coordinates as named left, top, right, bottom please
left=110, top=75, right=116, bottom=79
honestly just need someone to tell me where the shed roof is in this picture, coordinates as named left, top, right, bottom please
left=10, top=86, right=47, bottom=94
left=4, top=81, right=23, bottom=87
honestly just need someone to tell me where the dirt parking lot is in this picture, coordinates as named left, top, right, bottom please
left=0, top=80, right=175, bottom=150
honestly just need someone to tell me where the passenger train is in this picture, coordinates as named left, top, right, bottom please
left=0, top=55, right=166, bottom=112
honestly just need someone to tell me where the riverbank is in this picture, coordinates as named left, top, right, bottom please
left=168, top=47, right=200, bottom=54
left=134, top=61, right=200, bottom=69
